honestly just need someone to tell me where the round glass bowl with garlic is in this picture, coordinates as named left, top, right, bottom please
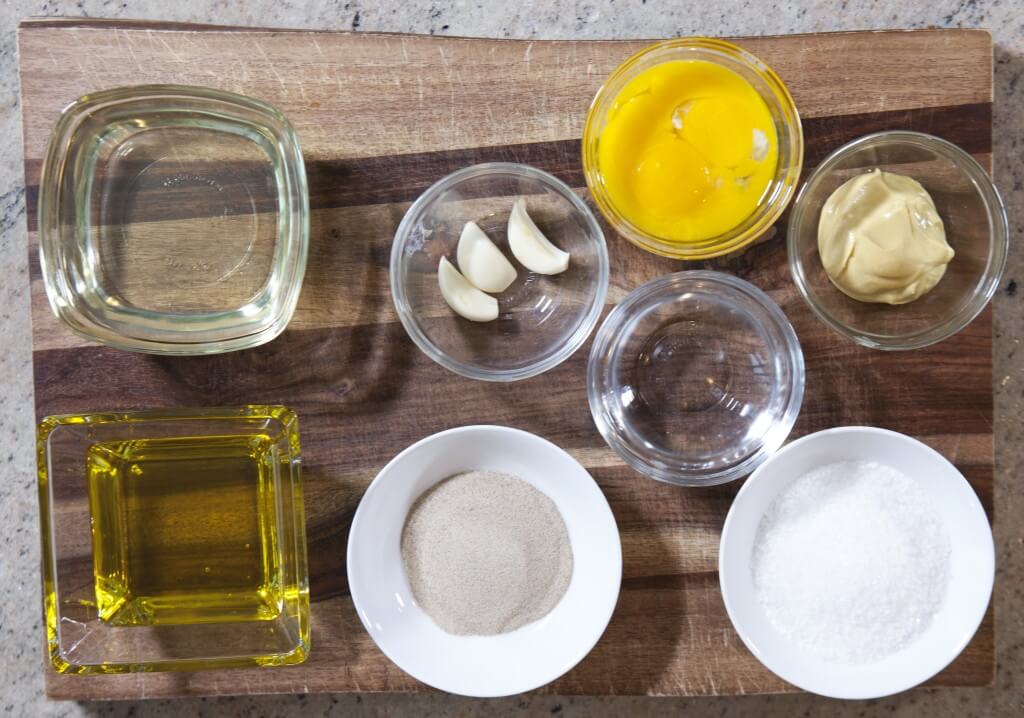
left=390, top=163, right=609, bottom=382
left=582, top=38, right=803, bottom=260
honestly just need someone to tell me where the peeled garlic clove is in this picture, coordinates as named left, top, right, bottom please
left=456, top=221, right=517, bottom=293
left=508, top=199, right=570, bottom=275
left=438, top=257, right=499, bottom=322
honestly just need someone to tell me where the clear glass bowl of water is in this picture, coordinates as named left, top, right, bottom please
left=587, top=271, right=805, bottom=486
left=37, top=85, right=309, bottom=355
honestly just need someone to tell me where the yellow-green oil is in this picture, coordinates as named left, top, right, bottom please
left=86, top=434, right=284, bottom=627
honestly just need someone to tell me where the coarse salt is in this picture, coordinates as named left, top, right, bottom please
left=750, top=460, right=951, bottom=664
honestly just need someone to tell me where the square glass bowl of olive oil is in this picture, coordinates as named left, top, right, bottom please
left=37, top=406, right=309, bottom=674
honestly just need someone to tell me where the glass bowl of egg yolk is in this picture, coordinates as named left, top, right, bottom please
left=582, top=38, right=803, bottom=260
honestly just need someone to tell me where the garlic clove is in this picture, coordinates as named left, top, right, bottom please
left=456, top=221, right=518, bottom=293
left=508, top=199, right=570, bottom=275
left=438, top=257, right=499, bottom=322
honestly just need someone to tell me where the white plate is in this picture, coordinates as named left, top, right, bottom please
left=347, top=425, right=622, bottom=697
left=719, top=426, right=994, bottom=699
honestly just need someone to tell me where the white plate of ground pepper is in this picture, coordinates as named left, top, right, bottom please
left=347, top=425, right=622, bottom=697
left=719, top=426, right=994, bottom=699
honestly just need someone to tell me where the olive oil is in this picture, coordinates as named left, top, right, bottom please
left=86, top=433, right=284, bottom=627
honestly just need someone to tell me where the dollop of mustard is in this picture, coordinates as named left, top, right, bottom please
left=817, top=169, right=953, bottom=305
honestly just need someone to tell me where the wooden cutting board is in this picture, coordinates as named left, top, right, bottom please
left=18, top=18, right=995, bottom=700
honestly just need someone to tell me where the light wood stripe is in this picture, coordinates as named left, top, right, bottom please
left=18, top=24, right=991, bottom=161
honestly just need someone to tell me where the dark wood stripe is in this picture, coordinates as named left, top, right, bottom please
left=31, top=304, right=996, bottom=455
left=21, top=102, right=992, bottom=233
left=801, top=101, right=992, bottom=167
left=621, top=573, right=718, bottom=591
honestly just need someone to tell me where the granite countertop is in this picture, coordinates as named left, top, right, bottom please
left=0, top=1, right=1020, bottom=716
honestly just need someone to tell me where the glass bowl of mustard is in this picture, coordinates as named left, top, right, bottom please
left=37, top=406, right=309, bottom=674
left=582, top=38, right=803, bottom=260
left=788, top=131, right=1008, bottom=350
left=37, top=85, right=309, bottom=355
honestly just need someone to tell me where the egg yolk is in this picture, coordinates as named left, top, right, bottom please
left=597, top=60, right=778, bottom=244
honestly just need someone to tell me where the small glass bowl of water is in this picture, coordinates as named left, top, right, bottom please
left=37, top=85, right=309, bottom=355
left=587, top=271, right=805, bottom=486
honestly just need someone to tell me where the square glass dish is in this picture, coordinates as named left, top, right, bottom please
left=37, top=85, right=309, bottom=355
left=37, top=406, right=309, bottom=674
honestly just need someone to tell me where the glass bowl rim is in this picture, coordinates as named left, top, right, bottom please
left=786, top=130, right=1009, bottom=351
left=581, top=37, right=804, bottom=260
left=587, top=270, right=805, bottom=486
left=36, top=83, right=310, bottom=356
left=389, top=161, right=611, bottom=382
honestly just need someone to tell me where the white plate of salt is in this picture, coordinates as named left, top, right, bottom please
left=347, top=425, right=622, bottom=697
left=719, top=426, right=994, bottom=699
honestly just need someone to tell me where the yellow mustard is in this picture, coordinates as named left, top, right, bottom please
left=818, top=169, right=953, bottom=305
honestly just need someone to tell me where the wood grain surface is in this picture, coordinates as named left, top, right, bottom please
left=18, top=18, right=995, bottom=700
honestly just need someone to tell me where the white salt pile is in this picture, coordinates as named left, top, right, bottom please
left=751, top=460, right=951, bottom=664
